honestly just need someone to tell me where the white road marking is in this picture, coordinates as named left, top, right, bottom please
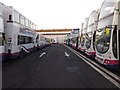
left=65, top=52, right=70, bottom=57
left=64, top=45, right=120, bottom=88
left=39, top=52, right=46, bottom=58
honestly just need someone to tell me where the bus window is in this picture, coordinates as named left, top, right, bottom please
left=18, top=36, right=25, bottom=44
left=9, top=15, right=12, bottom=21
left=96, top=28, right=111, bottom=54
left=0, top=33, right=4, bottom=46
left=93, top=31, right=96, bottom=51
left=112, top=28, right=117, bottom=59
left=118, top=30, right=120, bottom=63
left=25, top=37, right=33, bottom=43
left=18, top=35, right=33, bottom=45
left=0, top=34, right=2, bottom=46
left=80, top=35, right=85, bottom=46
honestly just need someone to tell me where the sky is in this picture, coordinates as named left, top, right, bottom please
left=0, top=0, right=104, bottom=29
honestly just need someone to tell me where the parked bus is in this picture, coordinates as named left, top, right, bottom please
left=45, top=37, right=52, bottom=46
left=85, top=10, right=99, bottom=57
left=80, top=18, right=89, bottom=52
left=95, top=0, right=120, bottom=69
left=2, top=5, right=37, bottom=60
left=70, top=37, right=78, bottom=49
left=64, top=33, right=71, bottom=46
left=70, top=29, right=79, bottom=49
left=37, top=34, right=47, bottom=49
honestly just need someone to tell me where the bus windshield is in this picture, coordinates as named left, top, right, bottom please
left=85, top=34, right=92, bottom=49
left=85, top=26, right=93, bottom=49
left=96, top=27, right=111, bottom=53
left=83, top=19, right=88, bottom=29
left=80, top=34, right=85, bottom=47
left=99, top=0, right=115, bottom=19
left=88, top=11, right=97, bottom=26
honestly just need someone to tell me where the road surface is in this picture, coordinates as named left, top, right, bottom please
left=2, top=44, right=118, bottom=88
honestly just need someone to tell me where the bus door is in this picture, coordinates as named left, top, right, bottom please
left=7, top=37, right=12, bottom=54
left=118, top=30, right=120, bottom=65
left=76, top=37, right=79, bottom=49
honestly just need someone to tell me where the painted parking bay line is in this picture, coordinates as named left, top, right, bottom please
left=39, top=52, right=46, bottom=58
left=65, top=52, right=70, bottom=57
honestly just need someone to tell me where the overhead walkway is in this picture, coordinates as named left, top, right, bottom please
left=35, top=29, right=72, bottom=35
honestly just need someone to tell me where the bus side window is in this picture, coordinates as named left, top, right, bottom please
left=0, top=34, right=2, bottom=46
left=112, top=29, right=117, bottom=59
left=93, top=31, right=96, bottom=51
left=118, top=30, right=120, bottom=60
left=2, top=33, right=5, bottom=45
left=9, top=15, right=12, bottom=21
left=18, top=35, right=20, bottom=45
left=0, top=33, right=5, bottom=46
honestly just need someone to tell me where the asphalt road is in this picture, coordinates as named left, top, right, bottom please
left=2, top=44, right=118, bottom=88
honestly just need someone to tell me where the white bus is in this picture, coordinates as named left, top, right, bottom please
left=70, top=29, right=79, bottom=49
left=95, top=0, right=120, bottom=69
left=80, top=18, right=89, bottom=52
left=85, top=10, right=99, bottom=57
left=2, top=5, right=37, bottom=60
left=37, top=34, right=47, bottom=49
left=45, top=37, right=52, bottom=46
left=0, top=2, right=4, bottom=61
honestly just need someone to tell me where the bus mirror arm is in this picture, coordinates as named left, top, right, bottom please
left=114, top=8, right=119, bottom=11
left=114, top=8, right=120, bottom=14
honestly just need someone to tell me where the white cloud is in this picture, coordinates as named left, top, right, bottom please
left=0, top=0, right=104, bottom=29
